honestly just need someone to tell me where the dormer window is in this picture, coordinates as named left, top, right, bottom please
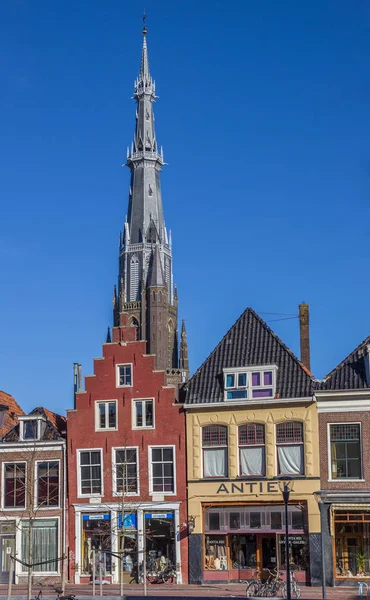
left=224, top=366, right=277, bottom=401
left=19, top=416, right=45, bottom=441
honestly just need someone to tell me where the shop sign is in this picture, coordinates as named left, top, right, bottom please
left=82, top=514, right=110, bottom=520
left=145, top=513, right=173, bottom=519
left=278, top=535, right=306, bottom=545
left=216, top=481, right=280, bottom=495
left=118, top=513, right=137, bottom=529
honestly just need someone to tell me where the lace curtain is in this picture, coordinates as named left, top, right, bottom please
left=22, top=519, right=58, bottom=572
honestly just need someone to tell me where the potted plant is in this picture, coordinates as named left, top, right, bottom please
left=357, top=550, right=366, bottom=575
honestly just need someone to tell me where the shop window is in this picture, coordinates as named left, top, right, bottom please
left=37, top=461, right=59, bottom=507
left=82, top=515, right=112, bottom=575
left=95, top=401, right=117, bottom=431
left=21, top=519, right=58, bottom=572
left=329, top=423, right=362, bottom=479
left=4, top=463, right=26, bottom=508
left=250, top=512, right=261, bottom=529
left=208, top=512, right=220, bottom=531
left=230, top=512, right=241, bottom=530
left=271, top=512, right=282, bottom=530
left=145, top=513, right=176, bottom=570
left=117, top=364, right=132, bottom=387
left=204, top=534, right=227, bottom=571
left=202, top=425, right=228, bottom=478
left=132, top=399, right=154, bottom=428
left=114, top=448, right=138, bottom=494
left=231, top=534, right=257, bottom=570
left=276, top=422, right=304, bottom=475
left=79, top=450, right=102, bottom=496
left=279, top=533, right=309, bottom=572
left=149, top=447, right=175, bottom=493
left=239, top=424, right=265, bottom=476
left=292, top=510, right=304, bottom=530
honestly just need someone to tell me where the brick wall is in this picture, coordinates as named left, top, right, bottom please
left=319, top=411, right=370, bottom=489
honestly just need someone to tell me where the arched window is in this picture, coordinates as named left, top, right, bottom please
left=152, top=291, right=156, bottom=302
left=276, top=422, right=304, bottom=475
left=164, top=257, right=170, bottom=298
left=129, top=255, right=140, bottom=301
left=158, top=291, right=162, bottom=303
left=239, top=424, right=265, bottom=476
left=202, top=425, right=228, bottom=478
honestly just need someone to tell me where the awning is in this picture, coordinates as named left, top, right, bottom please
left=330, top=503, right=370, bottom=535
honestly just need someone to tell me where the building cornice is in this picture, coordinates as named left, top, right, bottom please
left=184, top=396, right=315, bottom=410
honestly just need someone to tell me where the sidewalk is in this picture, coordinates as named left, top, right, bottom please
left=0, top=583, right=366, bottom=599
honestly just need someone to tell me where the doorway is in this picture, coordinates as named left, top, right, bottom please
left=262, top=535, right=277, bottom=570
left=0, top=536, right=15, bottom=584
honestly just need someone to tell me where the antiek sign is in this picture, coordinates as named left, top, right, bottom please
left=216, top=481, right=280, bottom=494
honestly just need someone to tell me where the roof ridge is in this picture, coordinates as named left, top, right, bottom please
left=323, top=333, right=370, bottom=382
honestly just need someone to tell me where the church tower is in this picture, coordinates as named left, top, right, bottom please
left=113, top=22, right=188, bottom=383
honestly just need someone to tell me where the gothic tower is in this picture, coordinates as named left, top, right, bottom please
left=113, top=23, right=188, bottom=383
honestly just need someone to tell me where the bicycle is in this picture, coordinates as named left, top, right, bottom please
left=246, top=568, right=285, bottom=597
left=281, top=571, right=301, bottom=599
left=54, top=587, right=77, bottom=600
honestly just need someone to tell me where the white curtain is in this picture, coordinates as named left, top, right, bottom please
left=22, top=520, right=58, bottom=572
left=278, top=445, right=303, bottom=475
left=204, top=449, right=227, bottom=477
left=240, top=447, right=265, bottom=476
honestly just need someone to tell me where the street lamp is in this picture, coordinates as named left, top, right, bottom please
left=278, top=477, right=294, bottom=600
left=314, top=491, right=327, bottom=600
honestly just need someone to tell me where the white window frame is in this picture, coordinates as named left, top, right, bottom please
left=112, top=446, right=140, bottom=497
left=2, top=461, right=27, bottom=510
left=94, top=400, right=118, bottom=431
left=327, top=421, right=364, bottom=482
left=34, top=459, right=60, bottom=509
left=238, top=423, right=266, bottom=477
left=201, top=425, right=228, bottom=479
left=21, top=516, right=60, bottom=576
left=77, top=448, right=103, bottom=498
left=148, top=445, right=176, bottom=496
left=223, top=365, right=277, bottom=401
left=116, top=363, right=133, bottom=388
left=132, top=398, right=155, bottom=429
left=19, top=416, right=45, bottom=441
left=275, top=421, right=305, bottom=476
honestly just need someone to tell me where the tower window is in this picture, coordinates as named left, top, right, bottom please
left=130, top=255, right=140, bottom=301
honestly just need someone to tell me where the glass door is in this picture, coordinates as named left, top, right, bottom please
left=0, top=537, right=15, bottom=584
left=262, top=535, right=277, bottom=570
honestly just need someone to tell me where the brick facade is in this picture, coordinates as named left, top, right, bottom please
left=67, top=317, right=188, bottom=584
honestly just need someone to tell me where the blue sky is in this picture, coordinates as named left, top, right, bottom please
left=1, top=0, right=370, bottom=415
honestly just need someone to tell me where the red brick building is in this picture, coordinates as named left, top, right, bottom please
left=67, top=314, right=188, bottom=584
left=66, top=26, right=189, bottom=585
left=316, top=338, right=370, bottom=586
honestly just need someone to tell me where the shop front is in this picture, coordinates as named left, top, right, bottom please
left=331, top=505, right=370, bottom=582
left=203, top=504, right=309, bottom=583
left=73, top=503, right=182, bottom=584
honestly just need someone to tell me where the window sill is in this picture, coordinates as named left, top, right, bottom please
left=2, top=506, right=26, bottom=511
left=116, top=385, right=132, bottom=388
left=132, top=426, right=155, bottom=430
left=95, top=428, right=118, bottom=432
left=112, top=492, right=139, bottom=497
left=33, top=505, right=60, bottom=510
left=328, top=478, right=365, bottom=483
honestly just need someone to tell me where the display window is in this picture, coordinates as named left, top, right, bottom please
left=334, top=511, right=370, bottom=578
left=82, top=514, right=112, bottom=575
left=278, top=534, right=309, bottom=573
left=145, top=512, right=176, bottom=570
left=118, top=512, right=138, bottom=582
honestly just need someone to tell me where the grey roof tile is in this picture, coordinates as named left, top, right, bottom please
left=185, top=307, right=314, bottom=404
left=320, top=335, right=370, bottom=390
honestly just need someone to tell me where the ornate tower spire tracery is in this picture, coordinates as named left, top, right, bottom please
left=113, top=22, right=186, bottom=381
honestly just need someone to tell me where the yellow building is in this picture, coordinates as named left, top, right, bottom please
left=184, top=308, right=321, bottom=585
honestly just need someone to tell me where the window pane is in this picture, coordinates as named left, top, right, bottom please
left=108, top=403, right=116, bottom=428
left=252, top=389, right=273, bottom=398
left=264, top=371, right=273, bottom=385
left=204, top=448, right=227, bottom=477
left=145, top=401, right=153, bottom=426
left=271, top=512, right=282, bottom=530
left=135, top=402, right=143, bottom=427
left=152, top=448, right=162, bottom=462
left=347, top=459, right=361, bottom=479
left=292, top=511, right=304, bottom=530
left=250, top=513, right=261, bottom=528
left=239, top=424, right=265, bottom=445
left=227, top=390, right=248, bottom=399
left=276, top=422, right=303, bottom=444
left=252, top=373, right=260, bottom=386
left=230, top=512, right=240, bottom=529
left=208, top=513, right=220, bottom=530
left=278, top=445, right=304, bottom=475
left=226, top=374, right=235, bottom=388
left=24, top=421, right=38, bottom=439
left=99, top=404, right=106, bottom=428
left=80, top=452, right=90, bottom=466
left=240, top=446, right=265, bottom=476
left=163, top=448, right=173, bottom=461
left=238, top=373, right=247, bottom=387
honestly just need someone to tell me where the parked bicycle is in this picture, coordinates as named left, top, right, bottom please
left=246, top=568, right=285, bottom=597
left=146, top=564, right=176, bottom=584
left=281, top=571, right=301, bottom=599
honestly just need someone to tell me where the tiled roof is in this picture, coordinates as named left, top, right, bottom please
left=185, top=307, right=315, bottom=404
left=0, top=390, right=24, bottom=437
left=2, top=406, right=66, bottom=442
left=319, top=335, right=370, bottom=390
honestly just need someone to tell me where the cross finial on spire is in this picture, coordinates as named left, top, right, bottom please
left=142, top=10, right=147, bottom=35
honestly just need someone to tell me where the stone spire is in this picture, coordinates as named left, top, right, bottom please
left=114, top=21, right=183, bottom=382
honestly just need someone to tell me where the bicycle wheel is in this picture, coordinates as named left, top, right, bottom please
left=246, top=581, right=260, bottom=597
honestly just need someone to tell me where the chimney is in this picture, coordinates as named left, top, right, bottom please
left=299, top=303, right=311, bottom=371
left=73, top=363, right=82, bottom=408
